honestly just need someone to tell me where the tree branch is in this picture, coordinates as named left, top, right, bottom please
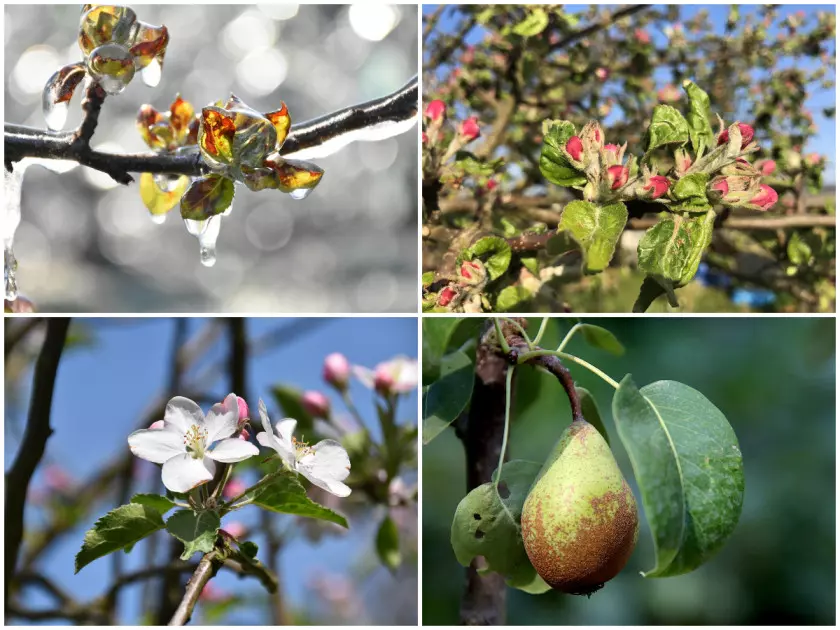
left=5, top=318, right=70, bottom=610
left=4, top=76, right=418, bottom=183
left=169, top=552, right=222, bottom=626
left=549, top=5, right=652, bottom=52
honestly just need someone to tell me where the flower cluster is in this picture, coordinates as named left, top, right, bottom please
left=434, top=259, right=489, bottom=312
left=43, top=5, right=169, bottom=130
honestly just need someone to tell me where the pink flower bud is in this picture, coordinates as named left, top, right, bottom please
left=200, top=583, right=228, bottom=603
left=223, top=477, right=247, bottom=500
left=301, top=390, right=330, bottom=419
left=717, top=123, right=755, bottom=149
left=422, top=132, right=428, bottom=144
left=603, top=143, right=620, bottom=156
left=758, top=159, right=776, bottom=175
left=221, top=522, right=247, bottom=539
left=805, top=153, right=821, bottom=166
left=712, top=179, right=729, bottom=195
left=424, top=100, right=446, bottom=122
left=644, top=175, right=670, bottom=199
left=374, top=369, right=394, bottom=394
left=438, top=286, right=456, bottom=307
left=595, top=67, right=609, bottom=81
left=459, top=260, right=480, bottom=280
left=459, top=117, right=480, bottom=141
left=486, top=178, right=497, bottom=190
left=323, top=353, right=350, bottom=389
left=566, top=136, right=583, bottom=161
left=750, top=184, right=778, bottom=211
left=235, top=396, right=249, bottom=421
left=607, top=164, right=629, bottom=190
left=238, top=428, right=250, bottom=441
left=149, top=420, right=165, bottom=430
left=634, top=28, right=651, bottom=44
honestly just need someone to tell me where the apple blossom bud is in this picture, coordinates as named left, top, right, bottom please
left=717, top=122, right=755, bottom=149
left=805, top=153, right=821, bottom=166
left=749, top=184, right=778, bottom=211
left=223, top=477, right=247, bottom=500
left=634, top=28, right=651, bottom=44
left=438, top=286, right=456, bottom=307
left=424, top=100, right=446, bottom=122
left=711, top=178, right=729, bottom=196
left=459, top=259, right=487, bottom=286
left=607, top=164, right=629, bottom=189
left=323, top=353, right=350, bottom=390
left=757, top=159, right=776, bottom=175
left=44, top=465, right=72, bottom=492
left=235, top=396, right=249, bottom=421
left=566, top=136, right=583, bottom=161
left=301, top=390, right=330, bottom=419
left=149, top=420, right=165, bottom=430
left=238, top=428, right=250, bottom=441
left=643, top=175, right=670, bottom=199
left=459, top=117, right=480, bottom=141
left=603, top=143, right=620, bottom=156
left=221, top=522, right=246, bottom=539
left=486, top=178, right=497, bottom=190
left=199, top=584, right=228, bottom=603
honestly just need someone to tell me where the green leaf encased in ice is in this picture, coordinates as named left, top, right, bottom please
left=180, top=174, right=235, bottom=220
left=612, top=376, right=744, bottom=577
left=375, top=515, right=402, bottom=571
left=646, top=105, right=690, bottom=152
left=540, top=121, right=587, bottom=188
left=451, top=460, right=550, bottom=594
left=423, top=350, right=475, bottom=444
left=558, top=200, right=628, bottom=273
left=166, top=509, right=221, bottom=560
left=249, top=470, right=349, bottom=528
left=75, top=503, right=166, bottom=573
left=466, top=237, right=511, bottom=280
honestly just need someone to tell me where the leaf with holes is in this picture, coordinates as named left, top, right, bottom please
left=451, top=460, right=550, bottom=594
left=612, top=376, right=744, bottom=577
left=166, top=509, right=220, bottom=560
left=423, top=350, right=474, bottom=444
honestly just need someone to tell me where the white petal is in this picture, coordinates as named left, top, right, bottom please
left=161, top=454, right=215, bottom=493
left=256, top=431, right=294, bottom=466
left=128, top=428, right=185, bottom=464
left=275, top=418, right=297, bottom=448
left=298, top=439, right=352, bottom=497
left=207, top=437, right=258, bottom=463
left=165, top=396, right=204, bottom=433
left=258, top=399, right=274, bottom=436
left=205, top=399, right=238, bottom=443
left=352, top=365, right=375, bottom=389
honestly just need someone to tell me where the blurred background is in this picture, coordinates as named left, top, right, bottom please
left=423, top=317, right=835, bottom=624
left=5, top=5, right=418, bottom=312
left=5, top=317, right=418, bottom=624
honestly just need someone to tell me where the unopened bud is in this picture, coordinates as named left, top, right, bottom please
left=718, top=122, right=755, bottom=149
left=566, top=136, right=583, bottom=161
left=607, top=164, right=629, bottom=190
left=424, top=100, right=446, bottom=122
left=301, top=390, right=330, bottom=419
left=459, top=117, right=480, bottom=141
left=438, top=286, right=456, bottom=307
left=749, top=184, right=778, bottom=211
left=323, top=353, right=350, bottom=390
left=643, top=175, right=670, bottom=199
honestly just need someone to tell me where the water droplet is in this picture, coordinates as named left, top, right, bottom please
left=200, top=246, right=217, bottom=267
left=141, top=57, right=162, bottom=87
left=149, top=213, right=166, bottom=225
left=184, top=215, right=221, bottom=266
left=289, top=188, right=313, bottom=200
left=42, top=63, right=85, bottom=131
left=87, top=43, right=135, bottom=96
left=4, top=247, right=18, bottom=301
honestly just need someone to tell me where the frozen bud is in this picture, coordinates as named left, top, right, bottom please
left=757, top=159, right=776, bottom=175
left=749, top=184, right=778, bottom=211
left=424, top=100, right=446, bottom=122
left=607, top=164, right=629, bottom=190
left=223, top=477, right=247, bottom=500
left=459, top=117, right=480, bottom=141
left=438, top=286, right=457, bottom=307
left=323, top=353, right=351, bottom=390
left=220, top=522, right=246, bottom=539
left=595, top=67, right=609, bottom=81
left=643, top=175, right=670, bottom=199
left=718, top=122, right=755, bottom=149
left=566, top=136, right=583, bottom=161
left=301, top=390, right=330, bottom=419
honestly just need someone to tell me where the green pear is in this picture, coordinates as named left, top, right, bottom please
left=521, top=418, right=638, bottom=595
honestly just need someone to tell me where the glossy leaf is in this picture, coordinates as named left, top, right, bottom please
left=422, top=349, right=474, bottom=444
left=169, top=95, right=194, bottom=136
left=130, top=493, right=176, bottom=515
left=450, top=461, right=550, bottom=594
left=180, top=175, right=235, bottom=221
left=466, top=236, right=511, bottom=280
left=495, top=285, right=532, bottom=311
left=558, top=200, right=628, bottom=273
left=243, top=157, right=324, bottom=194
left=129, top=22, right=169, bottom=71
left=375, top=515, right=402, bottom=572
left=683, top=80, right=714, bottom=155
left=166, top=509, right=221, bottom=560
left=265, top=103, right=292, bottom=148
left=578, top=323, right=624, bottom=356
left=422, top=318, right=466, bottom=384
left=540, top=120, right=587, bottom=187
left=79, top=5, right=137, bottom=55
left=646, top=105, right=690, bottom=152
left=43, top=62, right=86, bottom=106
left=200, top=107, right=237, bottom=166
left=75, top=503, right=165, bottom=573
left=247, top=470, right=348, bottom=528
left=140, top=172, right=190, bottom=216
left=612, top=376, right=744, bottom=577
left=86, top=43, right=135, bottom=95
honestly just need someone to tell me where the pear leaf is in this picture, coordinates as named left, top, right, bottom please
left=423, top=350, right=475, bottom=444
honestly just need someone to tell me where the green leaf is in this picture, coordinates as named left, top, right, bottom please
left=423, top=350, right=475, bottom=444
left=131, top=494, right=176, bottom=515
left=670, top=173, right=711, bottom=212
left=375, top=515, right=402, bottom=572
left=578, top=323, right=625, bottom=356
left=270, top=384, right=315, bottom=435
left=421, top=271, right=435, bottom=286
left=637, top=210, right=715, bottom=297
left=540, top=121, right=587, bottom=188
left=633, top=276, right=671, bottom=313
left=422, top=318, right=465, bottom=384
left=466, top=237, right=511, bottom=280
left=75, top=504, right=165, bottom=573
left=558, top=200, right=628, bottom=273
left=495, top=285, right=532, bottom=312
left=240, top=540, right=259, bottom=559
left=512, top=7, right=549, bottom=37
left=683, top=81, right=715, bottom=156
left=248, top=470, right=348, bottom=528
left=612, top=376, right=744, bottom=577
left=180, top=174, right=235, bottom=220
left=787, top=231, right=813, bottom=266
left=520, top=257, right=539, bottom=276
left=646, top=105, right=690, bottom=152
left=451, top=460, right=551, bottom=594
left=166, top=509, right=221, bottom=560
left=576, top=387, right=609, bottom=445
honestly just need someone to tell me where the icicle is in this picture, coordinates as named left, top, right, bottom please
left=4, top=161, right=30, bottom=301
left=184, top=215, right=221, bottom=267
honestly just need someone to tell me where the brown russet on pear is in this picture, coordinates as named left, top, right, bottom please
left=521, top=417, right=639, bottom=595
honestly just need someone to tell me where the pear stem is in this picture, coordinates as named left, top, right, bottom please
left=517, top=349, right=621, bottom=390
left=507, top=339, right=584, bottom=423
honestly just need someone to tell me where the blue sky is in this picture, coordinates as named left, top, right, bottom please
left=5, top=317, right=418, bottom=624
left=424, top=4, right=836, bottom=183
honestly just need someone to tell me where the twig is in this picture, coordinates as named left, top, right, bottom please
left=168, top=552, right=222, bottom=626
left=4, top=76, right=418, bottom=183
left=548, top=5, right=652, bottom=52
left=5, top=318, right=70, bottom=609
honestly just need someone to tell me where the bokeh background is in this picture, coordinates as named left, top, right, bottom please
left=423, top=317, right=835, bottom=624
left=5, top=317, right=418, bottom=625
left=5, top=5, right=418, bottom=312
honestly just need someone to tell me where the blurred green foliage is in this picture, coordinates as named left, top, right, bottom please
left=423, top=317, right=835, bottom=624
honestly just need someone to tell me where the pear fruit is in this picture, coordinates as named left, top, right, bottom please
left=521, top=418, right=638, bottom=595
